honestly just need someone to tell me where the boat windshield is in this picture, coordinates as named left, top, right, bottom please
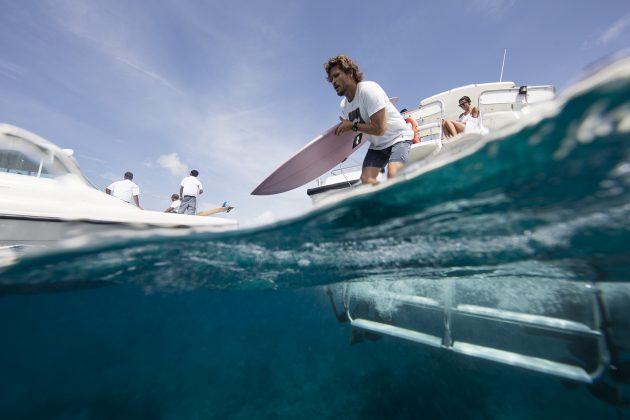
left=0, top=132, right=77, bottom=178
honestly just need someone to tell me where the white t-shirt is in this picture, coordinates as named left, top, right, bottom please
left=180, top=176, right=203, bottom=197
left=340, top=81, right=414, bottom=150
left=463, top=116, right=488, bottom=134
left=107, top=179, right=139, bottom=203
left=459, top=113, right=475, bottom=124
left=170, top=199, right=181, bottom=210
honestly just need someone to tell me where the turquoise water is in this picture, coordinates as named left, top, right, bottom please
left=0, top=59, right=629, bottom=418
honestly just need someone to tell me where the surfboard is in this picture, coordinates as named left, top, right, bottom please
left=196, top=206, right=234, bottom=217
left=251, top=97, right=399, bottom=195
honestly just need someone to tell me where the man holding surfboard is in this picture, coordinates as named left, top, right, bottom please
left=325, top=55, right=414, bottom=185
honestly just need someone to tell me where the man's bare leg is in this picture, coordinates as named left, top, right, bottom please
left=360, top=166, right=381, bottom=185
left=387, top=161, right=404, bottom=178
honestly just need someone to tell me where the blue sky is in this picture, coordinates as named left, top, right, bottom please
left=1, top=0, right=629, bottom=226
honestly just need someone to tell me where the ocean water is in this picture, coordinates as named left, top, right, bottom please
left=1, top=57, right=629, bottom=419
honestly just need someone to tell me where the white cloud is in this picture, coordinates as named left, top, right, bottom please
left=583, top=13, right=630, bottom=49
left=77, top=154, right=108, bottom=164
left=248, top=210, right=276, bottom=227
left=470, top=0, right=516, bottom=18
left=113, top=55, right=184, bottom=95
left=156, top=153, right=187, bottom=176
left=100, top=171, right=122, bottom=183
left=51, top=1, right=182, bottom=95
left=0, top=60, right=24, bottom=80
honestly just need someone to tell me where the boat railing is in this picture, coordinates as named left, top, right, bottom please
left=342, top=282, right=610, bottom=383
left=315, top=164, right=362, bottom=187
left=330, top=164, right=362, bottom=177
left=413, top=99, right=444, bottom=142
left=478, top=85, right=555, bottom=130
left=416, top=122, right=441, bottom=139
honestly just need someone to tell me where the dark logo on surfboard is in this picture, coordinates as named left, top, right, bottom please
left=352, top=133, right=362, bottom=148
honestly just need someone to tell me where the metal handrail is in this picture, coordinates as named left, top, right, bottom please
left=477, top=85, right=555, bottom=108
left=344, top=283, right=610, bottom=383
left=330, top=164, right=361, bottom=177
left=415, top=99, right=445, bottom=141
left=417, top=122, right=440, bottom=131
left=417, top=99, right=445, bottom=120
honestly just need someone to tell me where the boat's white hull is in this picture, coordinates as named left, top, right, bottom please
left=0, top=211, right=234, bottom=247
left=0, top=216, right=88, bottom=246
left=0, top=124, right=238, bottom=248
left=307, top=139, right=443, bottom=204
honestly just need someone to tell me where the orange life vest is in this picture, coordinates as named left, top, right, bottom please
left=404, top=117, right=419, bottom=144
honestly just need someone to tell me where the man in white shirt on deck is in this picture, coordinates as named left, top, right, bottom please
left=178, top=169, right=203, bottom=215
left=105, top=171, right=142, bottom=209
left=325, top=54, right=414, bottom=186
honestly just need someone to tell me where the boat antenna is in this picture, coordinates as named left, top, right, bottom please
left=499, top=49, right=507, bottom=82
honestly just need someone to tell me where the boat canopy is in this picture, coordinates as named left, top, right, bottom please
left=0, top=124, right=88, bottom=184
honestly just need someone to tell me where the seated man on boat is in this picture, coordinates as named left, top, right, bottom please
left=326, top=54, right=414, bottom=185
left=166, top=191, right=234, bottom=216
left=442, top=95, right=480, bottom=138
left=164, top=194, right=181, bottom=213
left=105, top=171, right=142, bottom=209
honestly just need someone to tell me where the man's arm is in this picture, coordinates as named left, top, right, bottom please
left=179, top=186, right=184, bottom=197
left=133, top=195, right=142, bottom=209
left=335, top=108, right=387, bottom=136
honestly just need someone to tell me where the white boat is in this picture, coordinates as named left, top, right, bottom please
left=0, top=124, right=237, bottom=247
left=307, top=81, right=556, bottom=204
left=321, top=60, right=630, bottom=394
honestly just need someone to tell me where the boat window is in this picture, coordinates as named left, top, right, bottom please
left=0, top=134, right=71, bottom=177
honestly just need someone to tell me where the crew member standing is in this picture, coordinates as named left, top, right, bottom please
left=178, top=170, right=203, bottom=215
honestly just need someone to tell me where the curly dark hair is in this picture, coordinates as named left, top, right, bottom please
left=324, top=55, right=364, bottom=83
